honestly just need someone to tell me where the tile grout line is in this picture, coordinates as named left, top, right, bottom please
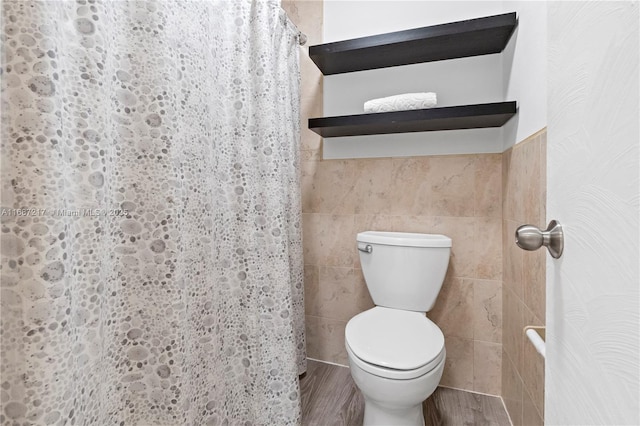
left=437, top=384, right=501, bottom=399
left=499, top=395, right=515, bottom=426
left=307, top=357, right=349, bottom=368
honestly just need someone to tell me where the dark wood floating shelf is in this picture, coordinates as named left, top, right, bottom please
left=309, top=12, right=517, bottom=75
left=308, top=102, right=517, bottom=138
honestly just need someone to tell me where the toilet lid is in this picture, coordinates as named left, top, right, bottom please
left=345, top=307, right=445, bottom=371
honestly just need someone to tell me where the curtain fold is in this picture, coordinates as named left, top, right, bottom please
left=0, top=0, right=305, bottom=424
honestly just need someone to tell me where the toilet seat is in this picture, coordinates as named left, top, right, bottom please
left=345, top=307, right=445, bottom=380
left=346, top=342, right=445, bottom=380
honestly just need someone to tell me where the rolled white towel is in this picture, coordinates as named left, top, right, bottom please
left=364, top=92, right=437, bottom=113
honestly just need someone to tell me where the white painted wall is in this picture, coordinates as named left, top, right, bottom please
left=546, top=1, right=639, bottom=424
left=502, top=0, right=547, bottom=149
left=323, top=0, right=506, bottom=42
left=321, top=0, right=547, bottom=158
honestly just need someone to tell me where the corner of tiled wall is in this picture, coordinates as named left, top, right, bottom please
left=281, top=0, right=330, bottom=362
left=502, top=128, right=547, bottom=426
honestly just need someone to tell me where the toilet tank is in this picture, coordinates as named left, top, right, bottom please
left=357, top=231, right=451, bottom=312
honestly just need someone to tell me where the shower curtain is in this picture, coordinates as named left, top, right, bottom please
left=0, top=0, right=305, bottom=424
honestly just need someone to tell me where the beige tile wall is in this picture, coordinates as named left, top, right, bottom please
left=502, top=129, right=547, bottom=425
left=301, top=154, right=504, bottom=395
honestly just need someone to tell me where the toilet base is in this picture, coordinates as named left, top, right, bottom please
left=363, top=398, right=425, bottom=426
left=347, top=346, right=445, bottom=426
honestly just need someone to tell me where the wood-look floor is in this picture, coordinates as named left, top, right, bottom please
left=300, top=360, right=511, bottom=426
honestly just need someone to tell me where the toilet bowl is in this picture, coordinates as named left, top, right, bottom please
left=346, top=307, right=446, bottom=426
left=346, top=231, right=451, bottom=426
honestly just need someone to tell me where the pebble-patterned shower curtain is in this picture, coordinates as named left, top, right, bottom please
left=0, top=0, right=305, bottom=424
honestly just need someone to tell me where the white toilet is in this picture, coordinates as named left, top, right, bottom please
left=345, top=231, right=452, bottom=426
